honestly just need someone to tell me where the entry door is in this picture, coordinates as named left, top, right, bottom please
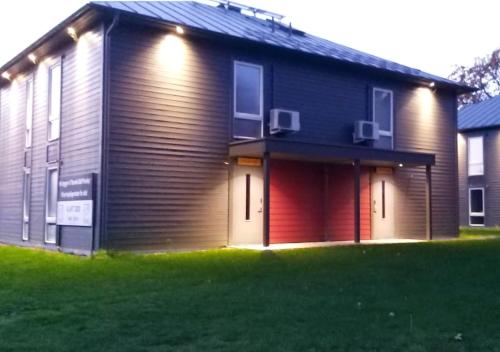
left=231, top=165, right=263, bottom=245
left=371, top=172, right=395, bottom=239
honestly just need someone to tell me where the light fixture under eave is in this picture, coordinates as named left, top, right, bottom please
left=429, top=81, right=435, bottom=88
left=176, top=25, right=185, bottom=35
left=398, top=163, right=404, bottom=168
left=67, top=27, right=78, bottom=41
left=1, top=71, right=11, bottom=81
left=28, top=53, right=37, bottom=64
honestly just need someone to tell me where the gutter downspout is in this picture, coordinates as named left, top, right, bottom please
left=98, top=13, right=120, bottom=253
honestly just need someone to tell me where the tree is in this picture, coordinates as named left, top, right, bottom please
left=449, top=49, right=500, bottom=107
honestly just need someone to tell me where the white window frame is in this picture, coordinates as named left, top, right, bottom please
left=25, top=77, right=34, bottom=148
left=469, top=187, right=485, bottom=227
left=468, top=136, right=484, bottom=176
left=22, top=168, right=31, bottom=241
left=45, top=166, right=59, bottom=244
left=47, top=60, right=62, bottom=142
left=233, top=61, right=264, bottom=139
left=372, top=87, right=394, bottom=149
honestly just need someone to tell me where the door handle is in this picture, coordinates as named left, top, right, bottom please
left=373, top=200, right=377, bottom=214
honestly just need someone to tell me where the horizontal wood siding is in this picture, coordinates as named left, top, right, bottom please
left=0, top=81, right=25, bottom=243
left=59, top=27, right=103, bottom=252
left=394, top=88, right=458, bottom=238
left=327, top=165, right=371, bottom=241
left=269, top=160, right=325, bottom=244
left=270, top=58, right=457, bottom=238
left=0, top=26, right=103, bottom=251
left=105, top=26, right=231, bottom=250
left=269, top=161, right=370, bottom=243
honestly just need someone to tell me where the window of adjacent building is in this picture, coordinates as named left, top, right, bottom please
left=468, top=136, right=483, bottom=176
left=48, top=62, right=61, bottom=141
left=469, top=187, right=485, bottom=226
left=233, top=61, right=263, bottom=139
left=45, top=167, right=59, bottom=243
left=25, top=78, right=34, bottom=148
left=22, top=169, right=31, bottom=241
left=372, top=88, right=393, bottom=149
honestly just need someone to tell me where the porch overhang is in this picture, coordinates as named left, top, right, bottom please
left=229, top=138, right=435, bottom=167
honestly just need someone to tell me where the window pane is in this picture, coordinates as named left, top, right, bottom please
left=46, top=224, right=57, bottom=243
left=23, top=173, right=30, bottom=219
left=375, top=135, right=393, bottom=149
left=234, top=118, right=262, bottom=139
left=470, top=189, right=484, bottom=214
left=49, top=120, right=60, bottom=141
left=374, top=90, right=392, bottom=131
left=25, top=80, right=33, bottom=147
left=49, top=64, right=61, bottom=140
left=470, top=216, right=484, bottom=226
left=23, top=223, right=29, bottom=240
left=47, top=169, right=58, bottom=218
left=235, top=63, right=261, bottom=116
left=468, top=137, right=483, bottom=175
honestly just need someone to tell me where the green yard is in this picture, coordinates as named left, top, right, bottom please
left=1, top=233, right=500, bottom=351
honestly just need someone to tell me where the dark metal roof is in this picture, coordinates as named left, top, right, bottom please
left=458, top=95, right=500, bottom=131
left=0, top=0, right=474, bottom=93
left=90, top=0, right=472, bottom=92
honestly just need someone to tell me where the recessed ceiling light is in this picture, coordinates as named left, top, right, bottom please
left=28, top=53, right=37, bottom=64
left=176, top=26, right=185, bottom=35
left=67, top=27, right=78, bottom=41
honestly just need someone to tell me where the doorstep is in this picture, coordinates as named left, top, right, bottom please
left=230, top=239, right=423, bottom=251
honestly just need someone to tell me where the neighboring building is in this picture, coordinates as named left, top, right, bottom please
left=0, top=1, right=472, bottom=254
left=458, top=95, right=500, bottom=228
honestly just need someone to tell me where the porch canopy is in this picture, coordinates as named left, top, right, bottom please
left=229, top=138, right=435, bottom=246
left=229, top=138, right=435, bottom=167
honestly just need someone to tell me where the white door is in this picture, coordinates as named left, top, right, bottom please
left=231, top=165, right=263, bottom=245
left=371, top=172, right=395, bottom=239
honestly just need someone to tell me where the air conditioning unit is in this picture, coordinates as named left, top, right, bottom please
left=270, top=109, right=300, bottom=135
left=353, top=120, right=380, bottom=143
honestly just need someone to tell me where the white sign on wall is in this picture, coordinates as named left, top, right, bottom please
left=57, top=200, right=93, bottom=227
left=56, top=173, right=95, bottom=227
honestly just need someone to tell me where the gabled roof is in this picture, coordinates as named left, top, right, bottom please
left=91, top=1, right=472, bottom=92
left=458, top=95, right=500, bottom=131
left=0, top=1, right=476, bottom=93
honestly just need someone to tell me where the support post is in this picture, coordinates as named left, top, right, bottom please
left=354, top=159, right=361, bottom=243
left=263, top=152, right=271, bottom=247
left=425, top=164, right=433, bottom=240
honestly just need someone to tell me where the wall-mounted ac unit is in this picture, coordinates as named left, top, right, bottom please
left=353, top=120, right=380, bottom=143
left=270, top=109, right=300, bottom=135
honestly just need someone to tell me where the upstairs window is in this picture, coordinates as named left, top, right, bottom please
left=233, top=61, right=263, bottom=139
left=48, top=62, right=61, bottom=141
left=468, top=136, right=483, bottom=176
left=25, top=78, right=34, bottom=148
left=372, top=88, right=393, bottom=150
left=469, top=188, right=485, bottom=226
left=45, top=167, right=59, bottom=244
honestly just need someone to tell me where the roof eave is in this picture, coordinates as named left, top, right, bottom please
left=0, top=3, right=96, bottom=79
left=1, top=2, right=476, bottom=95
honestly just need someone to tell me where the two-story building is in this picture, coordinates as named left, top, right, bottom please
left=0, top=1, right=473, bottom=254
left=458, top=95, right=500, bottom=228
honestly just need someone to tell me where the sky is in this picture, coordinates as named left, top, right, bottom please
left=0, top=0, right=499, bottom=78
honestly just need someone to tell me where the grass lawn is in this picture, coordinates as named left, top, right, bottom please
left=459, top=226, right=500, bottom=239
left=1, top=236, right=500, bottom=351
